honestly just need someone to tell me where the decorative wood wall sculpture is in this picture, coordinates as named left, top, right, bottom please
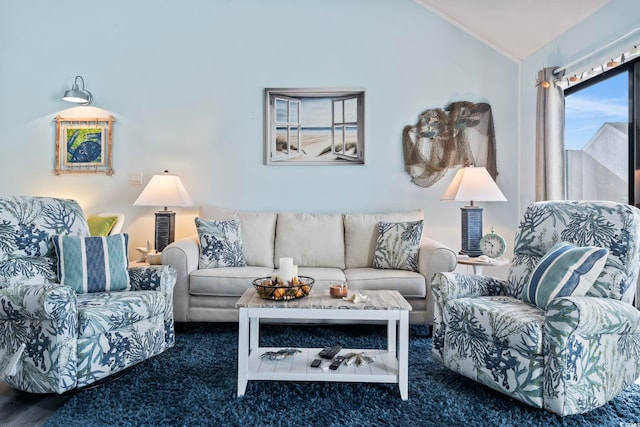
left=402, top=101, right=497, bottom=187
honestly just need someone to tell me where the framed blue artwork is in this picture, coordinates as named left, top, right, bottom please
left=54, top=115, right=115, bottom=175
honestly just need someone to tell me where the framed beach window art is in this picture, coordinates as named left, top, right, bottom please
left=264, top=88, right=365, bottom=165
left=54, top=115, right=115, bottom=175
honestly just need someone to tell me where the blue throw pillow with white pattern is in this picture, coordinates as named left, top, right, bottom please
left=52, top=233, right=130, bottom=293
left=522, top=241, right=608, bottom=309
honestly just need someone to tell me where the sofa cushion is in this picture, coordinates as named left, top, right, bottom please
left=200, top=206, right=276, bottom=267
left=443, top=296, right=545, bottom=355
left=190, top=266, right=275, bottom=297
left=344, top=210, right=424, bottom=268
left=195, top=218, right=246, bottom=268
left=344, top=268, right=426, bottom=298
left=76, top=290, right=166, bottom=338
left=274, top=213, right=345, bottom=269
left=52, top=234, right=130, bottom=294
left=521, top=242, right=609, bottom=310
left=373, top=220, right=423, bottom=272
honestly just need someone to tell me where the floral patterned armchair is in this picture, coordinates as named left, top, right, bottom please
left=431, top=200, right=640, bottom=416
left=0, top=196, right=176, bottom=394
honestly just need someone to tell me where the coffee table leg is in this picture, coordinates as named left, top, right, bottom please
left=387, top=319, right=397, bottom=353
left=250, top=317, right=259, bottom=350
left=237, top=307, right=249, bottom=397
left=398, top=310, right=409, bottom=400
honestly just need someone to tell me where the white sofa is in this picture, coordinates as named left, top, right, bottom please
left=162, top=206, right=457, bottom=325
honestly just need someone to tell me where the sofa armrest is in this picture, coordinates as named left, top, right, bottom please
left=417, top=237, right=457, bottom=281
left=543, top=296, right=640, bottom=415
left=161, top=236, right=200, bottom=322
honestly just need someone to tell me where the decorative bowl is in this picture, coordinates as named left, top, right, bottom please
left=252, top=276, right=315, bottom=301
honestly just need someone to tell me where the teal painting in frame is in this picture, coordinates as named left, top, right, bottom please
left=54, top=115, right=115, bottom=175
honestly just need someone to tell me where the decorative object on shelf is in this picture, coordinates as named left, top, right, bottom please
left=329, top=281, right=348, bottom=298
left=402, top=101, right=496, bottom=187
left=134, top=170, right=193, bottom=252
left=259, top=348, right=301, bottom=361
left=146, top=251, right=162, bottom=265
left=343, top=292, right=368, bottom=303
left=343, top=352, right=373, bottom=367
left=54, top=115, right=115, bottom=175
left=264, top=88, right=365, bottom=165
left=479, top=227, right=507, bottom=258
left=441, top=166, right=507, bottom=257
left=62, top=75, right=93, bottom=105
left=252, top=276, right=315, bottom=300
left=135, top=240, right=152, bottom=262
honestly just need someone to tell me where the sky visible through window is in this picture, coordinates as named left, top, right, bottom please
left=565, top=72, right=628, bottom=150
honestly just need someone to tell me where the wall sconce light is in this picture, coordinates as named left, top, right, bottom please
left=134, top=170, right=193, bottom=252
left=441, top=166, right=507, bottom=257
left=62, top=75, right=93, bottom=105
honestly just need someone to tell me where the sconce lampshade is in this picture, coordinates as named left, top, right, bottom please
left=134, top=170, right=193, bottom=252
left=62, top=75, right=93, bottom=105
left=442, top=166, right=506, bottom=257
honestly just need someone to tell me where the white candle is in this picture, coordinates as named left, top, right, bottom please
left=292, top=265, right=298, bottom=279
left=279, top=257, right=294, bottom=284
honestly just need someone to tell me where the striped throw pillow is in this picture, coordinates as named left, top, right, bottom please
left=52, top=234, right=130, bottom=293
left=522, top=242, right=608, bottom=309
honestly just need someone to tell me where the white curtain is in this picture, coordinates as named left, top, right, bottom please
left=535, top=67, right=566, bottom=201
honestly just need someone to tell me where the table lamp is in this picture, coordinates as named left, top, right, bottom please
left=134, top=170, right=193, bottom=252
left=441, top=166, right=506, bottom=257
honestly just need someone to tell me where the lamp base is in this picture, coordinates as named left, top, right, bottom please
left=154, top=211, right=176, bottom=252
left=460, top=206, right=483, bottom=257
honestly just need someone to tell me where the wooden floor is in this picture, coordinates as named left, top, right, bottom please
left=0, top=382, right=69, bottom=427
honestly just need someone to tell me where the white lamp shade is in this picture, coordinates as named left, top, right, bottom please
left=441, top=167, right=507, bottom=203
left=134, top=173, right=193, bottom=208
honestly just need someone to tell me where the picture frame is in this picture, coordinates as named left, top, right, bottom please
left=264, top=88, right=365, bottom=165
left=54, top=115, right=115, bottom=175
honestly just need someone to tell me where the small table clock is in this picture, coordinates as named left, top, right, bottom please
left=480, top=227, right=507, bottom=258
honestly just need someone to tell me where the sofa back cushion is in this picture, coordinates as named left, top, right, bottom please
left=200, top=206, right=276, bottom=268
left=344, top=210, right=424, bottom=268
left=0, top=196, right=90, bottom=288
left=274, top=213, right=345, bottom=268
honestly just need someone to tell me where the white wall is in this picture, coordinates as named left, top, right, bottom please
left=520, top=0, right=640, bottom=208
left=0, top=0, right=519, bottom=267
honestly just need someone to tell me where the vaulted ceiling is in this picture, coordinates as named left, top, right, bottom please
left=416, top=0, right=613, bottom=60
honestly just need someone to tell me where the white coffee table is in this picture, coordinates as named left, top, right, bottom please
left=235, top=288, right=411, bottom=400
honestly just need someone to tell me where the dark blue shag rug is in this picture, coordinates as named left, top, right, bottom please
left=44, top=323, right=640, bottom=427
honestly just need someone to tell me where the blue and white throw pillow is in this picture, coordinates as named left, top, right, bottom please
left=521, top=241, right=609, bottom=309
left=52, top=233, right=130, bottom=293
left=195, top=217, right=246, bottom=268
left=373, top=220, right=423, bottom=272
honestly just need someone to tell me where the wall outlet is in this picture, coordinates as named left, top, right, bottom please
left=129, top=172, right=143, bottom=185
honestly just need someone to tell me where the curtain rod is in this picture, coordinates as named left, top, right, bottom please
left=553, top=27, right=640, bottom=75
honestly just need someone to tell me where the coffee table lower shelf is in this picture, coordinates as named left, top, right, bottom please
left=247, top=347, right=398, bottom=383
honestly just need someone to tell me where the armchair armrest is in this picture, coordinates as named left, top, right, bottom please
left=0, top=283, right=77, bottom=321
left=0, top=284, right=78, bottom=393
left=430, top=272, right=508, bottom=362
left=543, top=296, right=640, bottom=415
left=128, top=265, right=177, bottom=347
left=161, top=236, right=199, bottom=322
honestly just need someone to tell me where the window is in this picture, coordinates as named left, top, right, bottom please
left=265, top=88, right=365, bottom=165
left=564, top=59, right=639, bottom=205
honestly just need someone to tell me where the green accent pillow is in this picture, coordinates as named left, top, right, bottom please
left=87, top=215, right=118, bottom=236
left=522, top=242, right=609, bottom=309
left=373, top=220, right=423, bottom=272
left=52, top=234, right=130, bottom=293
